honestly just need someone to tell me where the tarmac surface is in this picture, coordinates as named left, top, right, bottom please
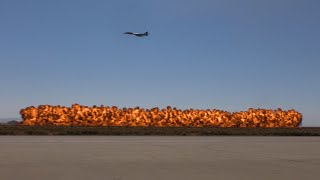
left=0, top=136, right=320, bottom=180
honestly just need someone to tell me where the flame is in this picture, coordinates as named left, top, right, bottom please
left=19, top=104, right=302, bottom=127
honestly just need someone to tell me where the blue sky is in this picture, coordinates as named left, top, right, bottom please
left=0, top=0, right=319, bottom=126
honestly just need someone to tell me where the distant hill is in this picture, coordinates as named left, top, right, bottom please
left=0, top=118, right=22, bottom=123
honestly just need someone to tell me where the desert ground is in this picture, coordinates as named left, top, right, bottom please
left=0, top=136, right=319, bottom=180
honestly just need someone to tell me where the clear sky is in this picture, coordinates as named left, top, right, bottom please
left=1, top=0, right=319, bottom=126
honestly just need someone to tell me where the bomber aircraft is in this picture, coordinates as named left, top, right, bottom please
left=124, top=31, right=149, bottom=37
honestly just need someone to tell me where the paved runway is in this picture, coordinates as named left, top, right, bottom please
left=0, top=136, right=320, bottom=180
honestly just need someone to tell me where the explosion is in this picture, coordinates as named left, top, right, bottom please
left=20, top=104, right=302, bottom=127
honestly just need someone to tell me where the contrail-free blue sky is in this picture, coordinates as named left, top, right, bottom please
left=1, top=0, right=319, bottom=126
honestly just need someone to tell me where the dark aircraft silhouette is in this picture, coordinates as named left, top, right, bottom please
left=124, top=31, right=149, bottom=37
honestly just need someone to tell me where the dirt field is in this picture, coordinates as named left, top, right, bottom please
left=0, top=136, right=319, bottom=180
